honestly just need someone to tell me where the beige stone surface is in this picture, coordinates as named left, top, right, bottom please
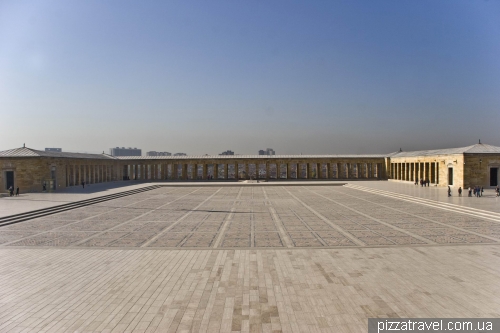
left=1, top=185, right=500, bottom=332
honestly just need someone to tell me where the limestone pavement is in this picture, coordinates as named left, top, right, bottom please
left=0, top=183, right=499, bottom=332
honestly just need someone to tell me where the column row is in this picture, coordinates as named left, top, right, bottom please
left=390, top=161, right=439, bottom=184
left=121, top=162, right=385, bottom=180
left=66, top=164, right=121, bottom=187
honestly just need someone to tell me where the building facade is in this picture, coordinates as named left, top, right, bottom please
left=110, top=147, right=142, bottom=156
left=146, top=151, right=171, bottom=156
left=387, top=143, right=500, bottom=189
left=259, top=148, right=275, bottom=155
left=1, top=143, right=499, bottom=193
left=220, top=150, right=234, bottom=155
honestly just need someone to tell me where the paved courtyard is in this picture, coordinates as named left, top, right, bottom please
left=1, top=184, right=500, bottom=332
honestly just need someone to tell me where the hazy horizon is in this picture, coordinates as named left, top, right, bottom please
left=1, top=1, right=499, bottom=155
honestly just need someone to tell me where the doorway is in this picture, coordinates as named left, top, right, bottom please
left=490, top=168, right=498, bottom=186
left=5, top=171, right=14, bottom=190
left=448, top=167, right=453, bottom=185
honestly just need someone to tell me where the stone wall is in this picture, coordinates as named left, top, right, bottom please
left=464, top=155, right=500, bottom=188
left=1, top=157, right=123, bottom=194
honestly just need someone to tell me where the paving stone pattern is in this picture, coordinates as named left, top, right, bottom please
left=2, top=185, right=500, bottom=333
left=1, top=186, right=499, bottom=249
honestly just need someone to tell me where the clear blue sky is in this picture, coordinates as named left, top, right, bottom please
left=1, top=0, right=499, bottom=154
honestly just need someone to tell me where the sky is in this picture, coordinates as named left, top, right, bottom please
left=1, top=0, right=499, bottom=155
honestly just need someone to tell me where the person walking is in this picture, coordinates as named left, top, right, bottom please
left=82, top=181, right=85, bottom=189
left=427, top=179, right=430, bottom=187
left=448, top=186, right=451, bottom=197
left=8, top=186, right=13, bottom=197
left=496, top=185, right=499, bottom=197
left=481, top=186, right=484, bottom=197
left=468, top=187, right=472, bottom=197
left=15, top=186, right=19, bottom=196
left=458, top=187, right=462, bottom=197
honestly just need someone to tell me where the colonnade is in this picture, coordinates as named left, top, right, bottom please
left=390, top=161, right=439, bottom=184
left=66, top=163, right=122, bottom=186
left=121, top=161, right=385, bottom=181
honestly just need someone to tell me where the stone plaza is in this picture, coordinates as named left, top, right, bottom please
left=0, top=182, right=500, bottom=332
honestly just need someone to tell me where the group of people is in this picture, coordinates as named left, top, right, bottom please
left=468, top=186, right=484, bottom=197
left=415, top=178, right=430, bottom=187
left=449, top=185, right=491, bottom=197
left=7, top=186, right=19, bottom=196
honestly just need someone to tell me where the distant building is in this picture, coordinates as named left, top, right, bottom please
left=258, top=148, right=275, bottom=155
left=220, top=150, right=234, bottom=155
left=45, top=148, right=62, bottom=152
left=110, top=147, right=141, bottom=156
left=146, top=151, right=171, bottom=156
left=173, top=153, right=187, bottom=156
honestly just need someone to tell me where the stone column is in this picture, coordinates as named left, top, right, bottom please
left=435, top=162, right=439, bottom=184
left=223, top=164, right=228, bottom=179
left=213, top=164, right=218, bottom=179
left=180, top=164, right=186, bottom=180
left=171, top=164, right=177, bottom=180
